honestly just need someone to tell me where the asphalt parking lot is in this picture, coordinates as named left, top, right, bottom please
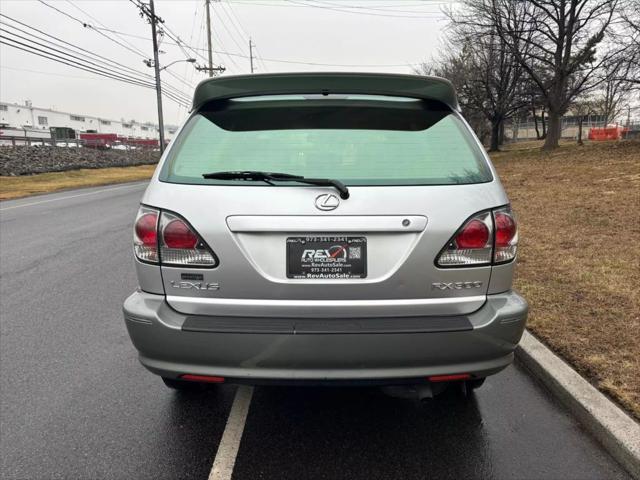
left=0, top=183, right=632, bottom=480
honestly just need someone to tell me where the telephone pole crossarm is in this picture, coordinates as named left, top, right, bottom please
left=195, top=65, right=226, bottom=75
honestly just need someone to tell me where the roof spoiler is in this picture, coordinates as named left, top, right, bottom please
left=191, top=72, right=459, bottom=112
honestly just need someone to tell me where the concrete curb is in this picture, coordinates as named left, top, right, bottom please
left=516, top=330, right=640, bottom=479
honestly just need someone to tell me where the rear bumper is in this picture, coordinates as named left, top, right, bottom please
left=123, top=291, right=528, bottom=383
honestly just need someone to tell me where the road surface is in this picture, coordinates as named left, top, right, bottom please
left=0, top=183, right=631, bottom=480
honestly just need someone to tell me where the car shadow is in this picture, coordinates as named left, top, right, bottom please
left=232, top=384, right=491, bottom=480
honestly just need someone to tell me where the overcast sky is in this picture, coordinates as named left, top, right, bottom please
left=0, top=0, right=454, bottom=126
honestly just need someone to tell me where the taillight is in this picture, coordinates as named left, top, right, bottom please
left=163, top=219, right=198, bottom=249
left=436, top=211, right=493, bottom=266
left=436, top=206, right=518, bottom=267
left=455, top=219, right=490, bottom=249
left=159, top=211, right=217, bottom=267
left=133, top=207, right=159, bottom=263
left=133, top=206, right=218, bottom=267
left=493, top=206, right=518, bottom=263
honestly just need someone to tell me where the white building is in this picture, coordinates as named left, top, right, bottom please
left=0, top=100, right=178, bottom=140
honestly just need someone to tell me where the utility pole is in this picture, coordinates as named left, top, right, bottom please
left=249, top=38, right=254, bottom=73
left=205, top=0, right=214, bottom=77
left=196, top=0, right=226, bottom=76
left=135, top=0, right=166, bottom=153
left=149, top=0, right=165, bottom=153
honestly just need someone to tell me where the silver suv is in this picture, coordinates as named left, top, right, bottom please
left=123, top=72, right=528, bottom=395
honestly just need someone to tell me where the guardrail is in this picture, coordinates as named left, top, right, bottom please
left=0, top=135, right=64, bottom=147
left=0, top=135, right=158, bottom=149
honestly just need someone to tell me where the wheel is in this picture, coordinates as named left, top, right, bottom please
left=465, top=377, right=486, bottom=390
left=162, top=376, right=202, bottom=391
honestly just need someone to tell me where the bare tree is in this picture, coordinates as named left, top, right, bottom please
left=572, top=96, right=597, bottom=144
left=416, top=48, right=491, bottom=144
left=619, top=0, right=640, bottom=90
left=462, top=0, right=619, bottom=150
left=419, top=12, right=526, bottom=151
left=523, top=76, right=548, bottom=139
left=594, top=58, right=635, bottom=124
left=452, top=29, right=526, bottom=151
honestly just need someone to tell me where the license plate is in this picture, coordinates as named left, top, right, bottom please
left=286, top=236, right=367, bottom=279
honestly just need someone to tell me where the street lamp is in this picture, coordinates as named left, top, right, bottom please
left=160, top=58, right=196, bottom=71
left=143, top=58, right=197, bottom=71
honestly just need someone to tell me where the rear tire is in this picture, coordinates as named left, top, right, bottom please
left=162, top=377, right=202, bottom=391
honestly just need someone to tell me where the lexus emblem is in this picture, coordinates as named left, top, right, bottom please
left=315, top=193, right=340, bottom=211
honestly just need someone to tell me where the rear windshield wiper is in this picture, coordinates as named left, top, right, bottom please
left=202, top=170, right=350, bottom=199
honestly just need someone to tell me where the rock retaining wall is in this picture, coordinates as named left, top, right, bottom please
left=0, top=146, right=160, bottom=176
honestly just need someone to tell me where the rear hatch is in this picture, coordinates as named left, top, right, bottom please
left=142, top=79, right=511, bottom=318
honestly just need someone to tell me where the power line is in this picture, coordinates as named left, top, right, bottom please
left=0, top=64, right=132, bottom=82
left=30, top=3, right=426, bottom=69
left=225, top=0, right=447, bottom=5
left=55, top=0, right=197, bottom=95
left=64, top=0, right=149, bottom=58
left=33, top=0, right=195, bottom=102
left=284, top=0, right=446, bottom=18
left=163, top=68, right=196, bottom=89
left=33, top=0, right=193, bottom=100
left=218, top=1, right=251, bottom=50
left=0, top=32, right=153, bottom=89
left=0, top=14, right=154, bottom=82
left=210, top=24, right=242, bottom=70
left=225, top=0, right=448, bottom=16
left=1, top=37, right=148, bottom=92
left=0, top=32, right=190, bottom=107
left=52, top=24, right=420, bottom=67
left=221, top=0, right=270, bottom=72
left=36, top=0, right=150, bottom=59
left=139, top=0, right=208, bottom=65
left=0, top=15, right=191, bottom=104
left=302, top=0, right=449, bottom=14
left=9, top=7, right=191, bottom=97
left=222, top=0, right=251, bottom=39
left=213, top=2, right=250, bottom=56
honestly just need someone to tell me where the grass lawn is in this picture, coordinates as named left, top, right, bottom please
left=0, top=164, right=156, bottom=201
left=492, top=140, right=640, bottom=420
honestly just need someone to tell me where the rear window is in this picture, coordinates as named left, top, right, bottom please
left=160, top=95, right=492, bottom=186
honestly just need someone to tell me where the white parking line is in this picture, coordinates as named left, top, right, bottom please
left=0, top=182, right=147, bottom=212
left=208, top=386, right=254, bottom=480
